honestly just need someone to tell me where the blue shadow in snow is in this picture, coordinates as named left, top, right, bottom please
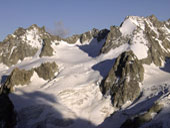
left=92, top=59, right=116, bottom=78
left=1, top=75, right=8, bottom=84
left=77, top=38, right=105, bottom=58
left=160, top=57, right=170, bottom=73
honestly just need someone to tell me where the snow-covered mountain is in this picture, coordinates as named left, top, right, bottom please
left=0, top=15, right=170, bottom=128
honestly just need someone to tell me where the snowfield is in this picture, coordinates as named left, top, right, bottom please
left=0, top=15, right=170, bottom=128
left=3, top=39, right=170, bottom=127
left=3, top=39, right=124, bottom=128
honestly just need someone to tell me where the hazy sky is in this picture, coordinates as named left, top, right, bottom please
left=0, top=0, right=170, bottom=40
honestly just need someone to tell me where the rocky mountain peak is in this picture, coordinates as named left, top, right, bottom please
left=147, top=14, right=158, bottom=22
left=0, top=24, right=60, bottom=66
left=100, top=50, right=144, bottom=108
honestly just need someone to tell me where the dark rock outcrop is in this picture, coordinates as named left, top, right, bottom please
left=80, top=28, right=99, bottom=43
left=121, top=102, right=163, bottom=128
left=34, top=62, right=58, bottom=80
left=0, top=38, right=38, bottom=66
left=39, top=38, right=54, bottom=57
left=141, top=15, right=170, bottom=66
left=1, top=68, right=34, bottom=94
left=64, top=28, right=109, bottom=44
left=100, top=26, right=128, bottom=53
left=100, top=51, right=144, bottom=108
left=64, top=34, right=80, bottom=44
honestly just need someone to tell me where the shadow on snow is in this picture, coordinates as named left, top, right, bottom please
left=9, top=90, right=96, bottom=128
left=92, top=59, right=115, bottom=78
left=77, top=38, right=105, bottom=58
left=97, top=88, right=167, bottom=128
left=160, top=57, right=170, bottom=73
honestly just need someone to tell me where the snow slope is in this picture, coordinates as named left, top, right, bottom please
left=0, top=39, right=128, bottom=128
left=4, top=36, right=170, bottom=128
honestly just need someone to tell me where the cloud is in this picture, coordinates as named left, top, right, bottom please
left=47, top=21, right=69, bottom=38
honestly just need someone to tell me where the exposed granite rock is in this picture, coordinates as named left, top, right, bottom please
left=121, top=102, right=163, bottom=128
left=1, top=68, right=34, bottom=94
left=141, top=16, right=170, bottom=66
left=147, top=15, right=163, bottom=28
left=80, top=28, right=99, bottom=43
left=141, top=32, right=165, bottom=66
left=100, top=51, right=144, bottom=108
left=34, top=62, right=58, bottom=80
left=64, top=34, right=80, bottom=44
left=39, top=38, right=53, bottom=57
left=0, top=38, right=38, bottom=67
left=100, top=26, right=128, bottom=53
left=64, top=28, right=109, bottom=44
left=0, top=24, right=60, bottom=66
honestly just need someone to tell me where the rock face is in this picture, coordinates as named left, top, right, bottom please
left=64, top=28, right=109, bottom=44
left=2, top=68, right=34, bottom=94
left=34, top=62, right=58, bottom=80
left=121, top=102, right=163, bottom=128
left=0, top=38, right=37, bottom=66
left=141, top=15, right=170, bottom=66
left=39, top=38, right=54, bottom=57
left=64, top=34, right=81, bottom=44
left=100, top=15, right=170, bottom=67
left=100, top=26, right=128, bottom=53
left=100, top=51, right=144, bottom=107
left=0, top=24, right=59, bottom=66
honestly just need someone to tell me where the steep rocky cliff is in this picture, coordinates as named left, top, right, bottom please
left=100, top=51, right=144, bottom=108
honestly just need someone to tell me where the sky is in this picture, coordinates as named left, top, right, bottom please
left=0, top=0, right=170, bottom=41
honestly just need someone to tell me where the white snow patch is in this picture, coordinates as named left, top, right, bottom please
left=129, top=16, right=145, bottom=30
left=143, top=63, right=170, bottom=87
left=130, top=42, right=148, bottom=60
left=8, top=46, right=17, bottom=59
left=150, top=112, right=157, bottom=118
left=30, top=71, right=47, bottom=84
left=154, top=37, right=168, bottom=53
left=164, top=25, right=170, bottom=33
left=121, top=100, right=132, bottom=109
left=21, top=27, right=42, bottom=48
left=120, top=18, right=137, bottom=36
